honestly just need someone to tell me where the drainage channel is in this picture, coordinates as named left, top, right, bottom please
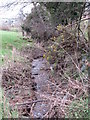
left=31, top=57, right=50, bottom=118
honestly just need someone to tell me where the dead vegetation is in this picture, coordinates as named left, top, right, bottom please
left=1, top=25, right=89, bottom=118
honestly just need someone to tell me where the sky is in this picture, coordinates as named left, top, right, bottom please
left=0, top=0, right=33, bottom=19
left=0, top=0, right=86, bottom=20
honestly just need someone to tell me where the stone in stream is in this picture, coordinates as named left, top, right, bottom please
left=31, top=82, right=37, bottom=91
left=31, top=75, right=35, bottom=79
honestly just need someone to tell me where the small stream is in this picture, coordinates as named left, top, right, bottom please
left=31, top=57, right=51, bottom=118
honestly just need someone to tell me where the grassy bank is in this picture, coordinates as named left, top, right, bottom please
left=0, top=30, right=32, bottom=118
left=0, top=30, right=29, bottom=65
left=0, top=30, right=24, bottom=55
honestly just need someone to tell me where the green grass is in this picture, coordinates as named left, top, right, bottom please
left=0, top=87, right=18, bottom=119
left=0, top=30, right=25, bottom=54
left=66, top=97, right=89, bottom=118
left=0, top=30, right=30, bottom=65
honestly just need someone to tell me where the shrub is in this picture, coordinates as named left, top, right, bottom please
left=0, top=26, right=10, bottom=31
left=22, top=4, right=55, bottom=42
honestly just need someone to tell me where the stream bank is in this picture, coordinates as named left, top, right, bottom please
left=1, top=45, right=88, bottom=118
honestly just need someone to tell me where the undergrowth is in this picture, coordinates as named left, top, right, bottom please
left=0, top=87, right=18, bottom=119
left=43, top=24, right=89, bottom=118
left=66, top=97, right=89, bottom=118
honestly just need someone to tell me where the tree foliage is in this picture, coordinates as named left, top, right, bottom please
left=41, top=2, right=85, bottom=26
left=22, top=2, right=86, bottom=41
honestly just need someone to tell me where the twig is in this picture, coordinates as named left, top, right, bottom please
left=59, top=45, right=88, bottom=81
left=65, top=17, right=90, bottom=29
left=30, top=103, right=35, bottom=117
left=16, top=99, right=47, bottom=106
left=80, top=28, right=88, bottom=41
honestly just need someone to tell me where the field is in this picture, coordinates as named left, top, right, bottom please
left=0, top=30, right=23, bottom=55
left=0, top=30, right=29, bottom=65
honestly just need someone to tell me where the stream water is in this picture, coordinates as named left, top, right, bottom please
left=31, top=57, right=51, bottom=118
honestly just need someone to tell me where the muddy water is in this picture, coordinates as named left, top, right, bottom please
left=31, top=58, right=50, bottom=118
